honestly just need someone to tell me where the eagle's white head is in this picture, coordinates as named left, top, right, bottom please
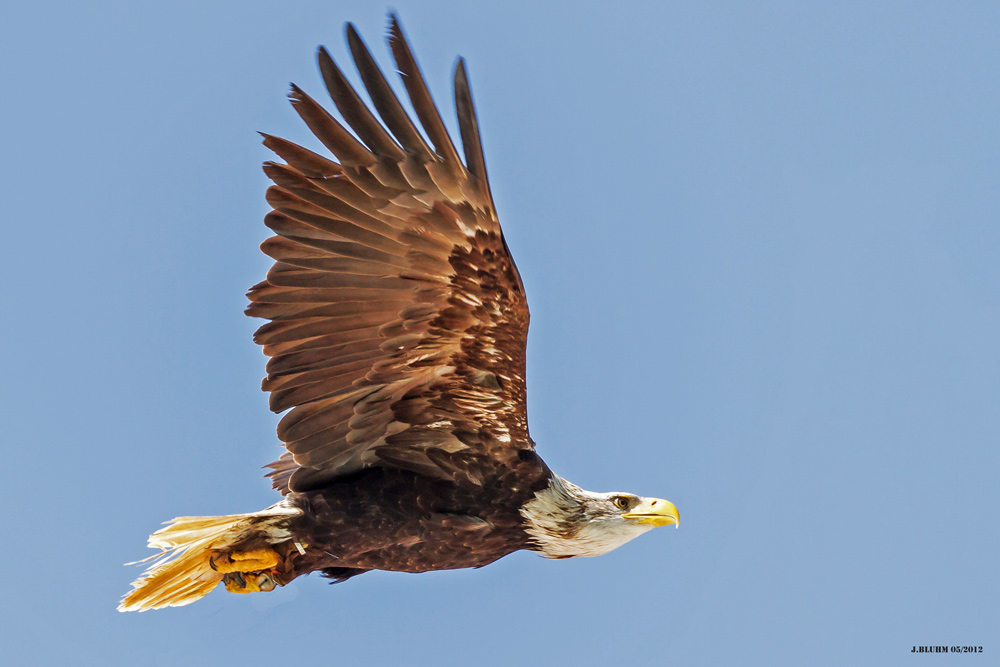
left=520, top=476, right=679, bottom=559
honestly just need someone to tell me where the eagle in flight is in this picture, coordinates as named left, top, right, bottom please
left=120, top=14, right=678, bottom=612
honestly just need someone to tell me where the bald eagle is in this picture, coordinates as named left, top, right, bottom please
left=119, top=15, right=678, bottom=612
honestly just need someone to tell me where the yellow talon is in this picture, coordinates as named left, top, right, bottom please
left=212, top=548, right=280, bottom=573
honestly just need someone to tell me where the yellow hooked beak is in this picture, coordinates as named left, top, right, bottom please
left=621, top=498, right=679, bottom=528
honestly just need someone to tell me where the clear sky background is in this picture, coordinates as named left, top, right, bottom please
left=3, top=1, right=998, bottom=665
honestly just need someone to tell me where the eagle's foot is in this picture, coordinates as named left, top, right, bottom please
left=210, top=547, right=280, bottom=574
left=222, top=571, right=279, bottom=594
left=212, top=547, right=286, bottom=594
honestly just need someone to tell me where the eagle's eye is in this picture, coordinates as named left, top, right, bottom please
left=611, top=496, right=631, bottom=510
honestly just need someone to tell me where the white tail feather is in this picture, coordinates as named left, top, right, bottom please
left=118, top=503, right=300, bottom=612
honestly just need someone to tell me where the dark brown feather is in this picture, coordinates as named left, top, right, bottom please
left=345, top=23, right=434, bottom=162
left=317, top=45, right=405, bottom=162
left=453, top=59, right=493, bottom=210
left=387, top=14, right=463, bottom=175
left=260, top=134, right=342, bottom=178
left=288, top=84, right=374, bottom=167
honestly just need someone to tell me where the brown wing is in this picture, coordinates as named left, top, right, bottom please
left=247, top=15, right=531, bottom=494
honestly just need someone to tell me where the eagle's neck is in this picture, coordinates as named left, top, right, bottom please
left=519, top=475, right=654, bottom=559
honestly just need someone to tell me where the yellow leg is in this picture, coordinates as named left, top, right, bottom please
left=211, top=547, right=280, bottom=574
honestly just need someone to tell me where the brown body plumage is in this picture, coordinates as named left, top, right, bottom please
left=119, top=15, right=677, bottom=612
left=287, top=463, right=549, bottom=580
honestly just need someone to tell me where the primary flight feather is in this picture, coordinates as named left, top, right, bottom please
left=120, top=14, right=678, bottom=612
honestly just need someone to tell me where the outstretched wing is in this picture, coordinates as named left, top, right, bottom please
left=247, top=16, right=531, bottom=494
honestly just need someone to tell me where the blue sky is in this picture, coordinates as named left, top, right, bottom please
left=3, top=1, right=998, bottom=665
